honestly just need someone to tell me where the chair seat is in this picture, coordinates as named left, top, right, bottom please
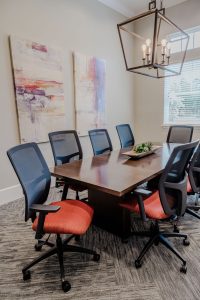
left=187, top=179, right=192, bottom=193
left=32, top=200, right=93, bottom=235
left=120, top=191, right=169, bottom=220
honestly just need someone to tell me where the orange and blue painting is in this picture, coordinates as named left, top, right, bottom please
left=10, top=36, right=65, bottom=143
left=74, top=52, right=106, bottom=136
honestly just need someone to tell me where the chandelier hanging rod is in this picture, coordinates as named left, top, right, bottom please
left=149, top=0, right=164, bottom=11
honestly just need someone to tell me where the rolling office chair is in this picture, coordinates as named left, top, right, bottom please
left=88, top=129, right=113, bottom=156
left=186, top=143, right=200, bottom=219
left=120, top=141, right=198, bottom=273
left=148, top=125, right=194, bottom=190
left=49, top=130, right=87, bottom=201
left=166, top=125, right=198, bottom=221
left=116, top=124, right=135, bottom=148
left=7, top=143, right=100, bottom=293
left=166, top=125, right=193, bottom=143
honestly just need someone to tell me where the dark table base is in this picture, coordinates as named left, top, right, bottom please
left=88, top=190, right=131, bottom=239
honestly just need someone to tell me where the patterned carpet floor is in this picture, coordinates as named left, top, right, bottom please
left=0, top=189, right=200, bottom=299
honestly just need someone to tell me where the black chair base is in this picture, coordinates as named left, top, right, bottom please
left=35, top=234, right=54, bottom=251
left=23, top=234, right=100, bottom=293
left=186, top=207, right=200, bottom=219
left=128, top=222, right=189, bottom=273
left=185, top=193, right=200, bottom=219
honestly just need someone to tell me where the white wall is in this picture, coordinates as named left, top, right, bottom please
left=134, top=0, right=200, bottom=144
left=0, top=0, right=135, bottom=203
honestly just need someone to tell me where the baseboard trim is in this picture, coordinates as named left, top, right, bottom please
left=0, top=184, right=23, bottom=206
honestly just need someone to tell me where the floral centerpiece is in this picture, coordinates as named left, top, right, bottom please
left=133, top=142, right=153, bottom=153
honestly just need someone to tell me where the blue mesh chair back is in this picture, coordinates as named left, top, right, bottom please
left=88, top=129, right=113, bottom=156
left=166, top=125, right=193, bottom=143
left=116, top=124, right=135, bottom=148
left=7, top=143, right=51, bottom=221
left=49, top=130, right=83, bottom=165
left=159, top=141, right=198, bottom=217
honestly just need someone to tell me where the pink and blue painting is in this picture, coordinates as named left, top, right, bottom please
left=10, top=36, right=66, bottom=143
left=74, top=52, right=106, bottom=136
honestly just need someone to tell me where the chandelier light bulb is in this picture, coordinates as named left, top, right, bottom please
left=167, top=42, right=171, bottom=50
left=161, top=39, right=167, bottom=56
left=142, top=44, right=147, bottom=59
left=142, top=44, right=147, bottom=51
left=167, top=42, right=171, bottom=58
left=146, top=39, right=151, bottom=46
left=161, top=39, right=167, bottom=47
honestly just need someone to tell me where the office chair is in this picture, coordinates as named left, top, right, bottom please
left=49, top=130, right=87, bottom=201
left=147, top=125, right=193, bottom=190
left=186, top=143, right=200, bottom=219
left=88, top=129, right=113, bottom=156
left=120, top=141, right=198, bottom=273
left=116, top=124, right=135, bottom=148
left=166, top=125, right=193, bottom=143
left=166, top=125, right=198, bottom=221
left=7, top=142, right=100, bottom=292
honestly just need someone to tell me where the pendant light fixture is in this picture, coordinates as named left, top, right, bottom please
left=117, top=0, right=189, bottom=78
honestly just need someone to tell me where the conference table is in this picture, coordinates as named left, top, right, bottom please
left=51, top=143, right=178, bottom=238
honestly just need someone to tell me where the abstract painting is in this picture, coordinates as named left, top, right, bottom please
left=10, top=36, right=65, bottom=143
left=74, top=52, right=106, bottom=136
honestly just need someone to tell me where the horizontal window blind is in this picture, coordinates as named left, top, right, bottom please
left=164, top=59, right=200, bottom=124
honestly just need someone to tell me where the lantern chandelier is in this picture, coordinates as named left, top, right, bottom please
left=117, top=0, right=189, bottom=78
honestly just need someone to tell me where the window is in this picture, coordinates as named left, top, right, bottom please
left=164, top=26, right=200, bottom=125
left=169, top=25, right=200, bottom=54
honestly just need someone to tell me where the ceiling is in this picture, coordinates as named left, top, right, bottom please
left=98, top=0, right=188, bottom=17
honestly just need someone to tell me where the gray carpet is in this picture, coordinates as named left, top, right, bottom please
left=0, top=189, right=200, bottom=300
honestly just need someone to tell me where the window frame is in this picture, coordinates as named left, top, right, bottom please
left=163, top=26, right=200, bottom=126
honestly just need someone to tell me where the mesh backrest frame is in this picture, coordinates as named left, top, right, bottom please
left=7, top=143, right=51, bottom=222
left=88, top=129, right=113, bottom=156
left=116, top=124, right=135, bottom=148
left=49, top=130, right=83, bottom=165
left=166, top=125, right=193, bottom=143
left=159, top=141, right=199, bottom=216
left=188, top=143, right=200, bottom=193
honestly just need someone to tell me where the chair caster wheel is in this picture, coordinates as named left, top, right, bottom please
left=193, top=207, right=200, bottom=211
left=135, top=260, right=142, bottom=269
left=154, top=239, right=159, bottom=246
left=93, top=254, right=100, bottom=262
left=173, top=226, right=180, bottom=233
left=35, top=243, right=42, bottom=251
left=62, top=280, right=71, bottom=293
left=23, top=270, right=31, bottom=281
left=75, top=235, right=80, bottom=242
left=183, top=239, right=190, bottom=246
left=122, top=238, right=129, bottom=244
left=180, top=264, right=187, bottom=274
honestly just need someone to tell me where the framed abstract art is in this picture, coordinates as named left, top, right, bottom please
left=10, top=36, right=66, bottom=143
left=73, top=52, right=106, bottom=136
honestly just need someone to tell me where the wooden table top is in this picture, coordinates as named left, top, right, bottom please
left=51, top=143, right=179, bottom=197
